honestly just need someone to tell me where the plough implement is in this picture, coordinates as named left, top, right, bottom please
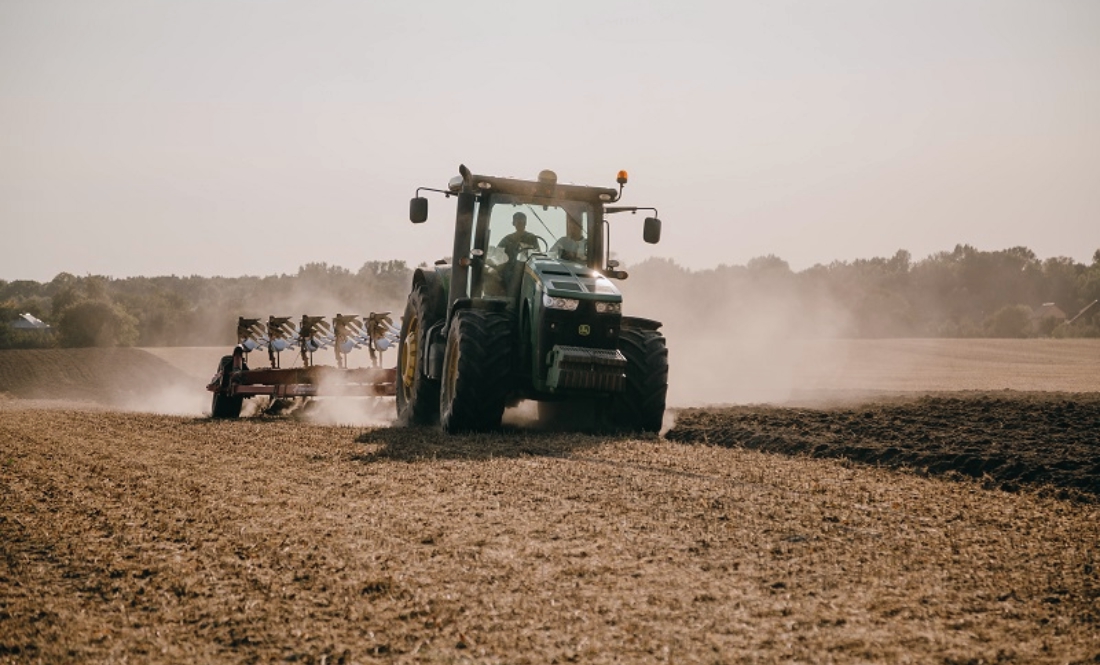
left=207, top=313, right=399, bottom=418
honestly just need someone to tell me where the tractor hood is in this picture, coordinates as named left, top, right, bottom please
left=528, top=258, right=622, bottom=302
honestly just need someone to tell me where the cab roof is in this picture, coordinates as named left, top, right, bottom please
left=449, top=170, right=619, bottom=206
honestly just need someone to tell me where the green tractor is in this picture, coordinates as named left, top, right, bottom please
left=398, top=165, right=668, bottom=433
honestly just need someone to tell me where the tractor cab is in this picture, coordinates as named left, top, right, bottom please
left=411, top=167, right=660, bottom=310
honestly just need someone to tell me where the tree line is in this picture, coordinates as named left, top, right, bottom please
left=2, top=246, right=1099, bottom=349
left=0, top=261, right=413, bottom=349
left=621, top=246, right=1100, bottom=340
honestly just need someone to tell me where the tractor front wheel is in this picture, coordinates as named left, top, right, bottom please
left=440, top=309, right=513, bottom=433
left=609, top=328, right=668, bottom=432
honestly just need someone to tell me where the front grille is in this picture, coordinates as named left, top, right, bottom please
left=546, top=345, right=626, bottom=393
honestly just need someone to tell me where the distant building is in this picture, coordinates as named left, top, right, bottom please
left=1031, top=303, right=1067, bottom=322
left=7, top=313, right=53, bottom=333
left=1030, top=302, right=1067, bottom=334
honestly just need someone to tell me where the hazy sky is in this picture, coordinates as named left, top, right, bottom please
left=2, top=0, right=1097, bottom=282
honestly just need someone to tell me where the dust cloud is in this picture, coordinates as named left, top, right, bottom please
left=131, top=347, right=225, bottom=416
left=131, top=260, right=870, bottom=420
left=301, top=398, right=396, bottom=427
left=117, top=379, right=212, bottom=417
left=617, top=259, right=868, bottom=407
left=240, top=395, right=397, bottom=427
left=310, top=370, right=398, bottom=427
left=0, top=347, right=219, bottom=416
left=501, top=399, right=541, bottom=428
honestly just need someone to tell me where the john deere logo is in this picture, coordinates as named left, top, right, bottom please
left=578, top=324, right=591, bottom=336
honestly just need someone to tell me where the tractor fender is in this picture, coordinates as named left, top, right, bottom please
left=409, top=268, right=448, bottom=380
left=412, top=268, right=448, bottom=317
left=448, top=297, right=509, bottom=317
left=621, top=316, right=663, bottom=332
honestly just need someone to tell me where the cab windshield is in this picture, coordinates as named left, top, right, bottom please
left=486, top=201, right=592, bottom=266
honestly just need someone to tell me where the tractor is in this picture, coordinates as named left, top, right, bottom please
left=398, top=165, right=668, bottom=433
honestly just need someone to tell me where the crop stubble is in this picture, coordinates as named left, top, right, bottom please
left=1, top=404, right=1098, bottom=664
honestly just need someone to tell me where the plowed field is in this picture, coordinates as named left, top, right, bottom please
left=668, top=392, right=1100, bottom=502
left=1, top=342, right=1099, bottom=663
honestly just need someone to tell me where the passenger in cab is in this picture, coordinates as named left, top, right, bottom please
left=550, top=217, right=586, bottom=262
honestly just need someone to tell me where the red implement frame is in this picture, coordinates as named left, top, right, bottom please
left=207, top=346, right=397, bottom=399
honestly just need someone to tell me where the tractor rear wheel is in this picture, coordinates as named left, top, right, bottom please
left=609, top=328, right=668, bottom=432
left=210, top=354, right=243, bottom=419
left=397, top=284, right=443, bottom=425
left=210, top=391, right=243, bottom=419
left=440, top=309, right=513, bottom=433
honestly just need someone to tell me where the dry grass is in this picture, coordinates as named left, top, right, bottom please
left=2, top=408, right=1098, bottom=663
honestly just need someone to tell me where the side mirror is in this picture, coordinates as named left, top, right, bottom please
left=643, top=217, right=661, bottom=244
left=410, top=197, right=428, bottom=224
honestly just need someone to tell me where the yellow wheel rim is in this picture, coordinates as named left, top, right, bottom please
left=444, top=331, right=459, bottom=402
left=401, top=315, right=419, bottom=393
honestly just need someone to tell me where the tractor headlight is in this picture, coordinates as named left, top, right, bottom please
left=543, top=294, right=580, bottom=311
left=595, top=301, right=621, bottom=314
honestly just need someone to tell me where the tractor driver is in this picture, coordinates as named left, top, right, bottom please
left=497, top=212, right=540, bottom=262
